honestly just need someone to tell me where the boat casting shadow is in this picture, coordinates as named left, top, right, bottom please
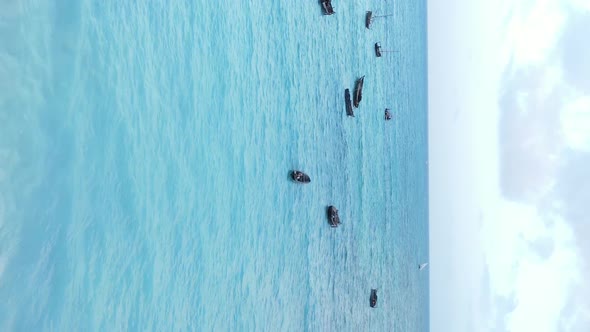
left=318, top=0, right=335, bottom=16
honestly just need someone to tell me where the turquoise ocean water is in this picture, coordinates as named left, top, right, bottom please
left=0, top=0, right=428, bottom=331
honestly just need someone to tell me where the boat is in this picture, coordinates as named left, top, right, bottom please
left=365, top=11, right=373, bottom=29
left=321, top=0, right=335, bottom=15
left=291, top=170, right=311, bottom=183
left=327, top=206, right=341, bottom=227
left=375, top=43, right=382, bottom=57
left=345, top=89, right=354, bottom=117
left=385, top=108, right=392, bottom=120
left=419, top=263, right=429, bottom=270
left=365, top=11, right=393, bottom=29
left=353, top=76, right=365, bottom=108
left=370, top=289, right=378, bottom=308
left=375, top=42, right=398, bottom=57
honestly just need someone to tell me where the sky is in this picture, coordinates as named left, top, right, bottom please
left=428, top=0, right=590, bottom=331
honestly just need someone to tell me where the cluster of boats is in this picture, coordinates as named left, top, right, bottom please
left=290, top=168, right=427, bottom=308
left=291, top=168, right=427, bottom=306
left=291, top=171, right=342, bottom=228
left=321, top=5, right=396, bottom=57
left=321, top=7, right=394, bottom=120
left=366, top=11, right=397, bottom=57
left=291, top=170, right=377, bottom=307
left=367, top=12, right=398, bottom=58
left=345, top=75, right=391, bottom=120
left=344, top=76, right=365, bottom=117
left=291, top=6, right=426, bottom=310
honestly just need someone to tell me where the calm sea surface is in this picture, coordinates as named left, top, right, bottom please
left=0, top=0, right=428, bottom=330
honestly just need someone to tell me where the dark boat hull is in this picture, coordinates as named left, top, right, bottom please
left=370, top=289, right=378, bottom=308
left=327, top=206, right=340, bottom=227
left=365, top=11, right=373, bottom=29
left=353, top=76, right=365, bottom=108
left=345, top=89, right=354, bottom=117
left=321, top=0, right=335, bottom=15
left=385, top=108, right=391, bottom=120
left=375, top=43, right=382, bottom=57
left=291, top=171, right=311, bottom=183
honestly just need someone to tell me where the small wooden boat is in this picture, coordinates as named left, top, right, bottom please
left=385, top=108, right=392, bottom=120
left=327, top=206, right=341, bottom=227
left=365, top=11, right=373, bottom=29
left=291, top=170, right=311, bottom=183
left=375, top=42, right=382, bottom=57
left=321, top=0, right=335, bottom=15
left=365, top=11, right=393, bottom=29
left=370, top=289, right=378, bottom=307
left=375, top=42, right=398, bottom=58
left=353, top=76, right=365, bottom=108
left=345, top=89, right=354, bottom=117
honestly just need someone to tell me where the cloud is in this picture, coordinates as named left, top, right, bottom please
left=504, top=216, right=580, bottom=332
left=481, top=200, right=584, bottom=331
left=481, top=1, right=590, bottom=331
left=566, top=0, right=590, bottom=12
left=426, top=1, right=590, bottom=331
left=501, top=0, right=566, bottom=67
left=561, top=97, right=590, bottom=151
left=498, top=65, right=564, bottom=202
left=555, top=152, right=590, bottom=225
left=553, top=152, right=590, bottom=331
left=560, top=12, right=590, bottom=94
